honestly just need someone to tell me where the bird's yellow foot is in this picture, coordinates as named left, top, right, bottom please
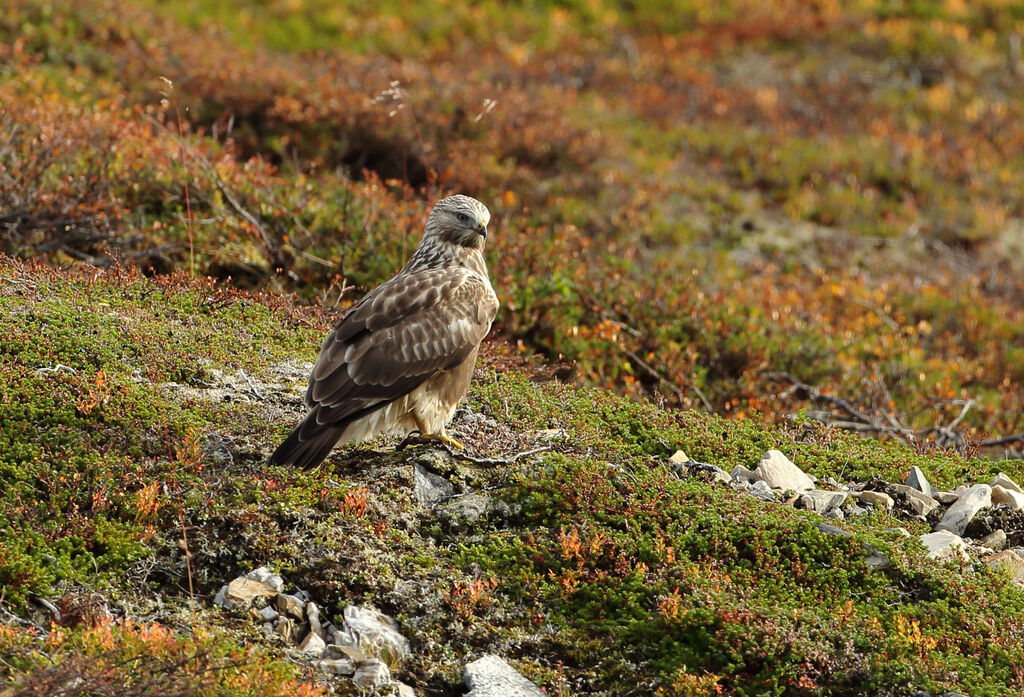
left=398, top=431, right=465, bottom=450
left=421, top=432, right=465, bottom=450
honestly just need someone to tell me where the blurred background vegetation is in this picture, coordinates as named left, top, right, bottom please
left=2, top=0, right=1023, bottom=450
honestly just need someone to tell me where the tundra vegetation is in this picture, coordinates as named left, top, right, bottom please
left=2, top=1, right=1024, bottom=695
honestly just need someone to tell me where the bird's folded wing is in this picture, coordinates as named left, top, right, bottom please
left=304, top=268, right=498, bottom=423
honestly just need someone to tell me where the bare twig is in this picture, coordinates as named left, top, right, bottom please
left=623, top=348, right=713, bottom=413
left=979, top=433, right=1024, bottom=448
left=396, top=439, right=552, bottom=467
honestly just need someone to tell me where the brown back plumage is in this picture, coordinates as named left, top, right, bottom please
left=270, top=195, right=499, bottom=469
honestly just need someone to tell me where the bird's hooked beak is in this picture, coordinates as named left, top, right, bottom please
left=477, top=222, right=488, bottom=238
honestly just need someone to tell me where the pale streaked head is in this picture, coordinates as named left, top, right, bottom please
left=424, top=195, right=491, bottom=249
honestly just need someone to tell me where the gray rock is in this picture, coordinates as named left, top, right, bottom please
left=991, top=485, right=1024, bottom=511
left=979, top=529, right=1007, bottom=551
left=463, top=655, right=544, bottom=697
left=675, top=460, right=731, bottom=485
left=990, top=472, right=1024, bottom=494
left=731, top=465, right=756, bottom=483
left=413, top=464, right=455, bottom=506
left=905, top=466, right=933, bottom=498
left=799, top=490, right=848, bottom=514
left=256, top=605, right=279, bottom=622
left=395, top=682, right=417, bottom=697
left=315, top=657, right=356, bottom=675
left=753, top=450, right=814, bottom=491
left=846, top=505, right=868, bottom=517
left=935, top=484, right=991, bottom=535
left=856, top=490, right=894, bottom=510
left=824, top=507, right=845, bottom=520
left=343, top=605, right=411, bottom=664
left=275, top=593, right=307, bottom=619
left=748, top=479, right=777, bottom=502
left=933, top=490, right=959, bottom=505
left=890, top=484, right=939, bottom=517
left=298, top=629, right=327, bottom=656
left=920, top=530, right=968, bottom=561
left=352, top=658, right=392, bottom=688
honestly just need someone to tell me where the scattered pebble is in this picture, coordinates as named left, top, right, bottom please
left=463, top=655, right=544, bottom=697
left=753, top=450, right=815, bottom=492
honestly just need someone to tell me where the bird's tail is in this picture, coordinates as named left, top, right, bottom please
left=268, top=410, right=346, bottom=470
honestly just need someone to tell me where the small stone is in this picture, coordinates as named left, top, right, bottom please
left=256, top=605, right=279, bottom=622
left=306, top=601, right=325, bottom=638
left=846, top=505, right=868, bottom=517
left=991, top=485, right=1024, bottom=511
left=395, top=682, right=417, bottom=697
left=262, top=622, right=274, bottom=640
left=352, top=658, right=392, bottom=688
left=856, top=490, right=894, bottom=511
left=413, top=464, right=455, bottom=506
left=864, top=547, right=892, bottom=572
left=531, top=428, right=565, bottom=441
left=749, top=479, right=777, bottom=502
left=986, top=549, right=1024, bottom=585
left=824, top=508, right=845, bottom=520
left=799, top=490, right=848, bottom=514
left=731, top=465, right=756, bottom=483
left=216, top=577, right=278, bottom=610
left=935, top=484, right=992, bottom=535
left=315, top=657, right=356, bottom=675
left=753, top=450, right=814, bottom=492
left=274, top=616, right=300, bottom=643
left=990, top=472, right=1024, bottom=494
left=463, top=655, right=544, bottom=697
left=668, top=450, right=690, bottom=463
left=933, top=491, right=959, bottom=505
left=979, top=529, right=1007, bottom=551
left=889, top=484, right=940, bottom=517
left=343, top=605, right=411, bottom=664
left=275, top=593, right=307, bottom=619
left=920, top=530, right=968, bottom=561
left=905, top=466, right=933, bottom=498
left=299, top=630, right=327, bottom=656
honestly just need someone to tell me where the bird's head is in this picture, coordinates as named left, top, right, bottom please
left=424, top=195, right=491, bottom=251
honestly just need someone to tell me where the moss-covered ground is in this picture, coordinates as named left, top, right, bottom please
left=2, top=258, right=1023, bottom=696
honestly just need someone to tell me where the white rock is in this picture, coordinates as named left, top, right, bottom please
left=905, top=466, right=933, bottom=498
left=934, top=490, right=959, bottom=505
left=395, top=682, right=417, bottom=697
left=275, top=593, right=307, bottom=619
left=463, top=655, right=544, bottom=697
left=731, top=465, right=756, bottom=482
left=799, top=490, right=848, bottom=514
left=986, top=549, right=1024, bottom=585
left=413, top=464, right=455, bottom=506
left=890, top=484, right=939, bottom=517
left=298, top=630, right=327, bottom=656
left=991, top=485, right=1024, bottom=511
left=352, top=658, right=392, bottom=688
left=315, top=657, right=356, bottom=675
left=990, top=472, right=1024, bottom=494
left=668, top=450, right=690, bottom=463
left=856, top=490, right=894, bottom=510
left=343, top=605, right=411, bottom=664
left=935, top=484, right=992, bottom=535
left=753, top=450, right=814, bottom=492
left=920, top=530, right=968, bottom=561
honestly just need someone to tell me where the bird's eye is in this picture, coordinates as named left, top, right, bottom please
left=456, top=212, right=469, bottom=223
